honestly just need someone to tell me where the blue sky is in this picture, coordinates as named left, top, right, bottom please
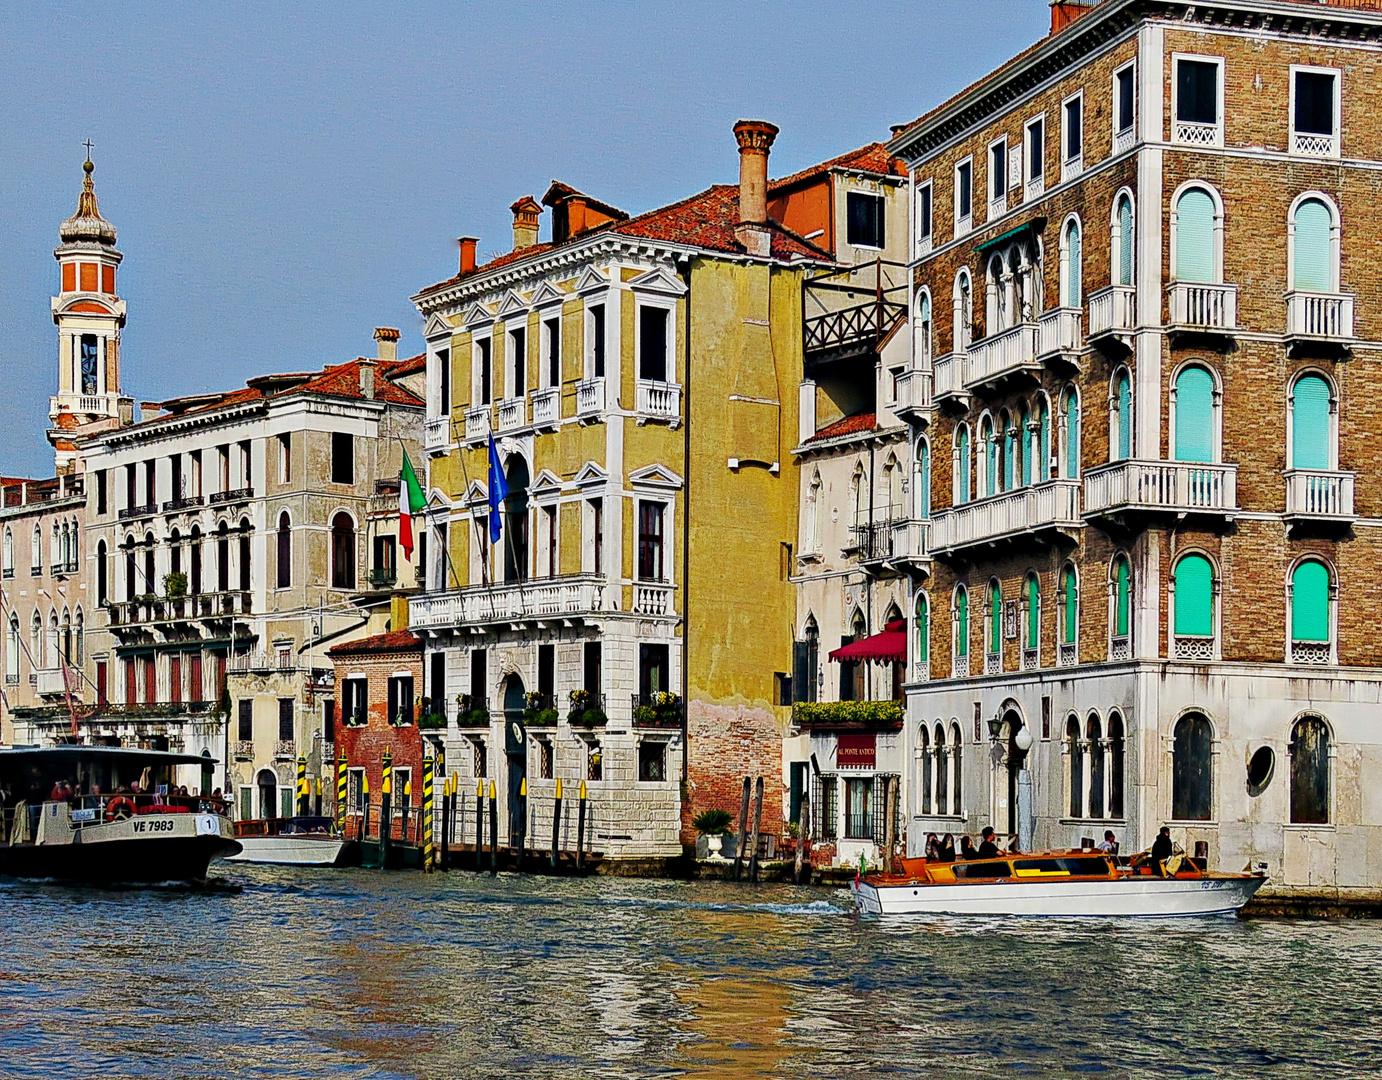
left=0, top=0, right=1047, bottom=476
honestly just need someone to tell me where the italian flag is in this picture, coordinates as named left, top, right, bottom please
left=398, top=448, right=426, bottom=559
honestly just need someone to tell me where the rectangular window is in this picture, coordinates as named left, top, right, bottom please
left=1292, top=67, right=1339, bottom=157
left=217, top=445, right=230, bottom=491
left=277, top=434, right=291, bottom=485
left=473, top=738, right=488, bottom=779
left=470, top=648, right=487, bottom=703
left=1173, top=55, right=1223, bottom=146
left=394, top=768, right=411, bottom=807
left=238, top=699, right=253, bottom=742
left=844, top=777, right=873, bottom=840
left=373, top=535, right=397, bottom=582
left=170, top=455, right=183, bottom=502
left=189, top=653, right=202, bottom=702
left=583, top=641, right=601, bottom=697
left=168, top=655, right=182, bottom=704
left=96, top=470, right=107, bottom=515
left=1063, top=93, right=1083, bottom=165
left=330, top=432, right=354, bottom=485
left=143, top=657, right=156, bottom=703
left=638, top=740, right=667, bottom=783
left=428, top=651, right=445, bottom=715
left=1115, top=64, right=1136, bottom=135
left=276, top=518, right=291, bottom=589
left=543, top=318, right=560, bottom=388
left=190, top=450, right=202, bottom=497
left=536, top=643, right=555, bottom=704
left=348, top=769, right=365, bottom=814
left=637, top=501, right=665, bottom=581
left=915, top=181, right=932, bottom=254
left=846, top=191, right=885, bottom=249
left=639, top=643, right=669, bottom=699
left=144, top=460, right=156, bottom=506
left=538, top=739, right=554, bottom=780
left=988, top=139, right=1007, bottom=209
left=954, top=159, right=973, bottom=234
left=278, top=698, right=294, bottom=742
left=590, top=497, right=604, bottom=575
left=437, top=347, right=450, bottom=414
left=476, top=337, right=492, bottom=405
left=588, top=305, right=606, bottom=379
left=508, top=325, right=526, bottom=397
left=238, top=442, right=251, bottom=489
left=542, top=505, right=557, bottom=577
left=388, top=675, right=414, bottom=726
left=819, top=776, right=838, bottom=841
left=342, top=677, right=368, bottom=726
left=323, top=696, right=334, bottom=743
left=639, top=306, right=668, bottom=382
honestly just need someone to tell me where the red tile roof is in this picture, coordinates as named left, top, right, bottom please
left=389, top=352, right=427, bottom=377
left=326, top=629, right=422, bottom=658
left=769, top=143, right=902, bottom=192
left=804, top=411, right=878, bottom=445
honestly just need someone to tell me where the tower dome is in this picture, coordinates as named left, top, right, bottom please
left=59, top=158, right=117, bottom=245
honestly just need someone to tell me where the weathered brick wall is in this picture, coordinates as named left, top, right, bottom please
left=686, top=702, right=785, bottom=846
left=333, top=647, right=425, bottom=804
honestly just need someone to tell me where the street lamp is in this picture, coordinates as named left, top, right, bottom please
left=1014, top=725, right=1034, bottom=752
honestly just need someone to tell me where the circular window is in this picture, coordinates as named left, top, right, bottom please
left=1246, top=746, right=1275, bottom=796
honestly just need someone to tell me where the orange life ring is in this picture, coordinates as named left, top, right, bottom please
left=106, top=796, right=136, bottom=822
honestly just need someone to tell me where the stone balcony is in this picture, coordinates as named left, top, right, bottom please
left=1167, top=282, right=1238, bottom=337
left=1087, top=285, right=1136, bottom=344
left=932, top=351, right=969, bottom=407
left=893, top=369, right=933, bottom=423
left=636, top=380, right=681, bottom=422
left=409, top=573, right=609, bottom=630
left=846, top=518, right=930, bottom=576
left=496, top=397, right=526, bottom=433
left=1285, top=291, right=1354, bottom=353
left=964, top=322, right=1040, bottom=394
left=1035, top=307, right=1083, bottom=369
left=531, top=387, right=560, bottom=429
left=35, top=668, right=69, bottom=697
left=1083, top=459, right=1237, bottom=520
left=464, top=404, right=492, bottom=444
left=1284, top=469, right=1355, bottom=525
left=575, top=378, right=605, bottom=421
left=107, top=590, right=253, bottom=628
left=929, top=480, right=1082, bottom=557
left=423, top=415, right=451, bottom=455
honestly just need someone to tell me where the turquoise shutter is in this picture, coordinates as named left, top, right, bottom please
left=1039, top=401, right=1050, bottom=481
left=919, top=441, right=931, bottom=519
left=1174, top=366, right=1214, bottom=463
left=1293, top=199, right=1332, bottom=293
left=1118, top=197, right=1134, bottom=286
left=1026, top=574, right=1039, bottom=645
left=1174, top=554, right=1213, bottom=637
left=990, top=587, right=1002, bottom=653
left=957, top=588, right=969, bottom=651
left=1004, top=422, right=1017, bottom=491
left=1065, top=222, right=1082, bottom=306
left=984, top=420, right=997, bottom=496
left=1062, top=569, right=1078, bottom=644
left=1291, top=375, right=1331, bottom=470
left=1175, top=189, right=1215, bottom=283
left=1065, top=391, right=1080, bottom=477
left=1115, top=557, right=1131, bottom=636
left=1291, top=561, right=1330, bottom=643
left=958, top=427, right=971, bottom=504
left=1116, top=372, right=1132, bottom=460
left=916, top=594, right=929, bottom=664
left=1019, top=406, right=1032, bottom=486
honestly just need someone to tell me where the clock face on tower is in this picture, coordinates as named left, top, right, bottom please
left=80, top=335, right=99, bottom=396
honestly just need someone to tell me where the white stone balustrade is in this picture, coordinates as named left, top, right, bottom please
left=1084, top=459, right=1237, bottom=516
left=929, top=479, right=1081, bottom=554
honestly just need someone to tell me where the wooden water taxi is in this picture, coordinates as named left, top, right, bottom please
left=222, top=816, right=349, bottom=866
left=0, top=745, right=239, bottom=885
left=851, top=850, right=1266, bottom=918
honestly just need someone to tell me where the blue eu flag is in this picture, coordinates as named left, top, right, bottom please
left=487, top=433, right=508, bottom=543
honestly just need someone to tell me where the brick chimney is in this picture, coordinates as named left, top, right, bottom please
left=1050, top=0, right=1097, bottom=34
left=359, top=358, right=376, bottom=400
left=510, top=196, right=542, bottom=251
left=457, top=235, right=478, bottom=275
left=733, top=119, right=779, bottom=258
left=373, top=326, right=400, bottom=362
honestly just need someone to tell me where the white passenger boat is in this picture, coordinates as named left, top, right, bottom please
left=222, top=816, right=348, bottom=866
left=851, top=851, right=1266, bottom=918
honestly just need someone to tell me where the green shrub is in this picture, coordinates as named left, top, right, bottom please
left=692, top=808, right=734, bottom=835
left=791, top=699, right=904, bottom=726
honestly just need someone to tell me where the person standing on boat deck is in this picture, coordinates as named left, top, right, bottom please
left=977, top=827, right=1001, bottom=860
left=939, top=834, right=956, bottom=862
left=1150, top=827, right=1174, bottom=873
left=1097, top=830, right=1119, bottom=855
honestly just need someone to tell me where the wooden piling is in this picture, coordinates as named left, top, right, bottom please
left=551, top=778, right=562, bottom=870
left=380, top=774, right=392, bottom=871
left=476, top=779, right=485, bottom=871
left=794, top=797, right=809, bottom=885
left=576, top=780, right=587, bottom=872
left=421, top=757, right=435, bottom=871
left=733, top=776, right=751, bottom=881
left=336, top=756, right=347, bottom=832
left=748, top=775, right=764, bottom=883
left=440, top=780, right=451, bottom=872
left=488, top=779, right=498, bottom=874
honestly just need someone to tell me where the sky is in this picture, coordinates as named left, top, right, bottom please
left=0, top=0, right=1048, bottom=477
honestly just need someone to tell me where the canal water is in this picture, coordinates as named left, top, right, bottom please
left=1, top=868, right=1379, bottom=1079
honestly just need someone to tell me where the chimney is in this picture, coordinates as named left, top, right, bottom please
left=390, top=591, right=410, bottom=632
left=510, top=196, right=542, bottom=251
left=457, top=235, right=478, bottom=275
left=1050, top=0, right=1097, bottom=34
left=359, top=358, right=376, bottom=400
left=373, top=326, right=400, bottom=362
left=733, top=119, right=779, bottom=258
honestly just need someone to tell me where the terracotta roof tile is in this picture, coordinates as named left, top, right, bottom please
left=389, top=352, right=427, bottom=377
left=803, top=411, right=878, bottom=445
left=326, top=629, right=422, bottom=658
left=769, top=143, right=901, bottom=192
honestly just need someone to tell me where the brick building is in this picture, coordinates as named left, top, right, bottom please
left=874, top=0, right=1382, bottom=893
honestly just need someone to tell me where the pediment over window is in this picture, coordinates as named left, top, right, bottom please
left=628, top=463, right=684, bottom=490
left=628, top=266, right=687, bottom=297
left=426, top=488, right=454, bottom=511
left=496, top=289, right=531, bottom=318
left=530, top=468, right=565, bottom=497
left=463, top=480, right=489, bottom=507
left=424, top=313, right=454, bottom=341
left=575, top=266, right=610, bottom=295
left=530, top=281, right=566, bottom=308
left=573, top=461, right=609, bottom=488
left=461, top=303, right=495, bottom=328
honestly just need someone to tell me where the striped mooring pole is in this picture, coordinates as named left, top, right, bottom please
left=336, top=756, right=347, bottom=832
left=422, top=754, right=435, bottom=870
left=296, top=756, right=308, bottom=816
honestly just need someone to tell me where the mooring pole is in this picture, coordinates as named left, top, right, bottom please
left=440, top=778, right=451, bottom=872
left=380, top=772, right=392, bottom=871
left=516, top=776, right=527, bottom=870
left=576, top=780, right=587, bottom=872
left=551, top=778, right=562, bottom=870
left=476, top=779, right=485, bottom=872
left=336, top=755, right=347, bottom=833
left=489, top=779, right=498, bottom=875
left=422, top=757, right=435, bottom=872
left=748, top=776, right=764, bottom=884
left=794, top=796, right=810, bottom=886
left=733, top=776, right=751, bottom=881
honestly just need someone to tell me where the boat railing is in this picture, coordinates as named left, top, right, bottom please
left=63, top=793, right=231, bottom=824
left=234, top=816, right=337, bottom=838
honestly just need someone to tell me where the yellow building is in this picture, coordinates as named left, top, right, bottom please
left=410, top=121, right=861, bottom=857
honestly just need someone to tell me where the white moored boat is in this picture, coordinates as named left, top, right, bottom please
left=851, top=851, right=1265, bottom=918
left=222, top=816, right=348, bottom=866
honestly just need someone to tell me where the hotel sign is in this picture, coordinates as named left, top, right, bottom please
left=837, top=733, right=876, bottom=770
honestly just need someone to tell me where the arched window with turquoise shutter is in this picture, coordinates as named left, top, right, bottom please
left=957, top=425, right=971, bottom=504
left=1025, top=573, right=1040, bottom=649
left=1064, top=219, right=1083, bottom=307
left=982, top=416, right=996, bottom=497
left=1061, top=565, right=1078, bottom=644
left=1293, top=198, right=1333, bottom=293
left=1291, top=374, right=1331, bottom=470
left=1114, top=555, right=1131, bottom=637
left=1114, top=370, right=1132, bottom=460
left=956, top=586, right=969, bottom=659
left=917, top=439, right=931, bottom=519
left=1291, top=560, right=1330, bottom=643
left=1019, top=405, right=1031, bottom=486
left=1174, top=553, right=1214, bottom=637
left=989, top=583, right=1002, bottom=655
left=915, top=593, right=930, bottom=668
left=1038, top=397, right=1051, bottom=482
left=1117, top=195, right=1134, bottom=286
left=1064, top=387, right=1081, bottom=477
left=1003, top=413, right=1017, bottom=491
left=1173, top=365, right=1215, bottom=463
left=1175, top=187, right=1216, bottom=282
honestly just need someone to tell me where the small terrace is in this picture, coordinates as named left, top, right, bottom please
left=1083, top=460, right=1237, bottom=521
left=928, top=480, right=1082, bottom=557
left=802, top=259, right=908, bottom=367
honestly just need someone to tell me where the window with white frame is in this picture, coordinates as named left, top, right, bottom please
left=1024, top=115, right=1045, bottom=197
left=637, top=303, right=671, bottom=383
left=1171, top=553, right=1217, bottom=660
left=915, top=180, right=933, bottom=256
left=1062, top=92, right=1083, bottom=180
left=507, top=323, right=527, bottom=399
left=1113, top=62, right=1136, bottom=152
left=954, top=158, right=973, bottom=237
left=1059, top=217, right=1082, bottom=309
left=1289, top=371, right=1336, bottom=472
left=1173, top=54, right=1223, bottom=147
left=585, top=303, right=606, bottom=379
left=1022, top=571, right=1041, bottom=668
left=474, top=334, right=493, bottom=405
left=1111, top=192, right=1135, bottom=287
left=954, top=423, right=972, bottom=505
left=1058, top=562, right=1079, bottom=665
left=636, top=500, right=665, bottom=582
left=953, top=268, right=973, bottom=349
left=1288, top=193, right=1340, bottom=296
left=1171, top=183, right=1223, bottom=285
left=539, top=503, right=559, bottom=577
left=434, top=346, right=451, bottom=416
left=846, top=191, right=885, bottom=249
left=952, top=583, right=970, bottom=677
left=541, top=315, right=561, bottom=389
left=1289, top=558, right=1334, bottom=665
left=1291, top=67, right=1340, bottom=158
left=988, top=137, right=1008, bottom=218
left=914, top=288, right=932, bottom=368
left=1109, top=553, right=1132, bottom=660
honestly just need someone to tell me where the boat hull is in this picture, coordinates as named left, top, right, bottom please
left=222, top=835, right=347, bottom=866
left=0, top=834, right=241, bottom=885
left=852, top=874, right=1266, bottom=917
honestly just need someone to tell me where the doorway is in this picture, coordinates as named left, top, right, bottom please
left=503, top=673, right=528, bottom=846
left=256, top=768, right=277, bottom=821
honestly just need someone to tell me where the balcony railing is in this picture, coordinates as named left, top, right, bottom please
left=636, top=380, right=681, bottom=420
left=1114, top=126, right=1136, bottom=155
left=893, top=369, right=933, bottom=421
left=803, top=259, right=909, bottom=362
left=929, top=479, right=1081, bottom=555
left=1058, top=641, right=1078, bottom=667
left=1088, top=285, right=1136, bottom=340
left=409, top=573, right=607, bottom=630
left=275, top=740, right=297, bottom=760
left=35, top=669, right=69, bottom=697
left=1173, top=635, right=1215, bottom=661
left=497, top=397, right=526, bottom=432
left=1036, top=307, right=1083, bottom=364
left=1174, top=119, right=1222, bottom=147
left=632, top=583, right=675, bottom=616
left=846, top=518, right=930, bottom=570
left=932, top=352, right=969, bottom=403
left=423, top=415, right=451, bottom=453
left=1285, top=292, right=1353, bottom=341
left=575, top=378, right=605, bottom=420
left=209, top=487, right=253, bottom=505
left=234, top=740, right=254, bottom=760
left=1291, top=130, right=1338, bottom=158
left=107, top=590, right=253, bottom=627
left=118, top=503, right=157, bottom=520
left=1084, top=459, right=1237, bottom=517
left=367, top=567, right=398, bottom=588
left=1291, top=641, right=1331, bottom=665
left=1284, top=469, right=1355, bottom=521
left=162, top=496, right=205, bottom=512
left=531, top=386, right=560, bottom=428
left=464, top=404, right=492, bottom=443
left=1167, top=282, right=1237, bottom=333
left=964, top=322, right=1039, bottom=391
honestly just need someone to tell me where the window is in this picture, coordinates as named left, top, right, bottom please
left=1111, top=555, right=1131, bottom=659
left=331, top=512, right=356, bottom=589
left=1111, top=368, right=1132, bottom=461
left=915, top=181, right=933, bottom=254
left=913, top=289, right=932, bottom=368
left=388, top=675, right=414, bottom=726
left=586, top=740, right=603, bottom=782
left=276, top=512, right=291, bottom=589
left=1113, top=194, right=1134, bottom=287
left=540, top=505, right=557, bottom=577
left=277, top=434, right=291, bottom=485
left=237, top=699, right=253, bottom=742
left=1290, top=197, right=1337, bottom=294
left=1174, top=56, right=1222, bottom=145
left=804, top=471, right=821, bottom=554
left=1114, top=63, right=1136, bottom=140
left=1172, top=364, right=1215, bottom=463
left=588, top=497, right=604, bottom=575
left=508, top=325, right=526, bottom=398
left=1173, top=553, right=1215, bottom=652
left=844, top=777, right=873, bottom=840
left=1290, top=373, right=1333, bottom=470
left=6, top=615, right=18, bottom=682
left=348, top=769, right=365, bottom=815
left=637, top=501, right=664, bottom=581
left=986, top=581, right=1002, bottom=670
left=96, top=470, right=107, bottom=515
left=278, top=698, right=294, bottom=742
left=1023, top=572, right=1040, bottom=664
left=216, top=444, right=231, bottom=492
left=1062, top=386, right=1080, bottom=478
left=954, top=423, right=972, bottom=505
left=638, top=740, right=667, bottom=782
left=1173, top=187, right=1218, bottom=284
left=1290, top=716, right=1330, bottom=824
left=1292, top=68, right=1339, bottom=156
left=1087, top=714, right=1105, bottom=819
left=144, top=460, right=156, bottom=507
left=471, top=648, right=488, bottom=702
left=953, top=268, right=973, bottom=350
left=543, top=318, right=561, bottom=388
left=979, top=414, right=995, bottom=498
left=342, top=677, right=367, bottom=726
left=915, top=438, right=931, bottom=520
left=1060, top=217, right=1082, bottom=308
left=846, top=191, right=885, bottom=249
left=437, top=347, right=451, bottom=414
left=587, top=305, right=606, bottom=379
left=1062, top=92, right=1083, bottom=176
left=1172, top=713, right=1213, bottom=821
left=638, top=306, right=669, bottom=382
left=475, top=336, right=493, bottom=404
left=330, top=432, right=354, bottom=485
left=80, top=334, right=99, bottom=394
left=1024, top=116, right=1045, bottom=194
left=1290, top=559, right=1332, bottom=660
left=954, top=158, right=973, bottom=235
left=190, top=451, right=202, bottom=498
left=1066, top=716, right=1085, bottom=817
left=1059, top=564, right=1079, bottom=656
left=583, top=641, right=601, bottom=697
left=988, top=139, right=1007, bottom=215
left=373, top=534, right=397, bottom=583
left=238, top=524, right=251, bottom=592
left=1032, top=394, right=1051, bottom=483
left=817, top=775, right=838, bottom=841
left=953, top=584, right=969, bottom=676
left=914, top=593, right=929, bottom=675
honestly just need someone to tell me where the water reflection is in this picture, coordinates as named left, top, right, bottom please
left=0, top=869, right=1380, bottom=1079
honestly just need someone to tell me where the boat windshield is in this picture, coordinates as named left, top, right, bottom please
left=952, top=861, right=1012, bottom=880
left=1013, top=857, right=1113, bottom=877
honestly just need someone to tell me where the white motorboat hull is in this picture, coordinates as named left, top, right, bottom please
left=852, top=874, right=1265, bottom=918
left=222, top=835, right=346, bottom=866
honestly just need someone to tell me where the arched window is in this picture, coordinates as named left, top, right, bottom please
left=804, top=471, right=821, bottom=554
left=986, top=580, right=1002, bottom=671
left=47, top=611, right=58, bottom=669
left=1108, top=711, right=1126, bottom=819
left=1289, top=373, right=1334, bottom=471
left=74, top=610, right=84, bottom=666
left=238, top=518, right=251, bottom=592
left=1172, top=713, right=1213, bottom=821
left=980, top=414, right=996, bottom=497
left=914, top=289, right=932, bottom=366
left=1114, top=193, right=1134, bottom=287
left=1173, top=553, right=1215, bottom=657
left=1022, top=571, right=1041, bottom=666
left=1002, top=410, right=1017, bottom=491
left=95, top=540, right=107, bottom=606
left=6, top=614, right=18, bottom=681
left=934, top=722, right=949, bottom=815
left=1291, top=196, right=1336, bottom=294
left=1059, top=563, right=1079, bottom=662
left=1290, top=559, right=1332, bottom=663
left=850, top=464, right=867, bottom=528
left=1111, top=553, right=1132, bottom=656
left=914, top=592, right=929, bottom=676
left=918, top=725, right=932, bottom=815
left=216, top=523, right=230, bottom=593
left=1172, top=364, right=1216, bottom=463
left=1018, top=404, right=1031, bottom=487
left=1035, top=394, right=1051, bottom=483
left=1060, top=216, right=1083, bottom=307
left=950, top=721, right=964, bottom=814
left=954, top=268, right=973, bottom=349
left=953, top=584, right=969, bottom=676
left=331, top=512, right=356, bottom=590
left=987, top=253, right=1008, bottom=333
left=189, top=525, right=202, bottom=595
left=1087, top=714, right=1105, bottom=819
left=1111, top=368, right=1132, bottom=461
left=61, top=609, right=71, bottom=664
left=954, top=424, right=972, bottom=504
left=143, top=533, right=156, bottom=597
left=276, top=511, right=292, bottom=589
left=884, top=454, right=902, bottom=519
left=1066, top=714, right=1084, bottom=818
left=1289, top=716, right=1330, bottom=824
left=1174, top=186, right=1218, bottom=283
left=124, top=538, right=137, bottom=602
left=915, top=439, right=931, bottom=520
left=32, top=524, right=41, bottom=573
left=29, top=612, right=40, bottom=673
left=1062, top=386, right=1080, bottom=478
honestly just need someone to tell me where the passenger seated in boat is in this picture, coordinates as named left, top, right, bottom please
left=1097, top=830, right=1119, bottom=855
left=938, top=834, right=956, bottom=862
left=958, top=836, right=977, bottom=860
left=1149, top=827, right=1174, bottom=874
left=977, top=827, right=1001, bottom=860
left=924, top=833, right=940, bottom=860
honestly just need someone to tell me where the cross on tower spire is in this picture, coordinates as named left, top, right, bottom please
left=82, top=139, right=94, bottom=161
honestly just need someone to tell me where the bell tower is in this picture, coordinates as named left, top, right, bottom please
left=49, top=153, right=133, bottom=472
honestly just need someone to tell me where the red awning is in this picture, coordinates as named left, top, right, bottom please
left=828, top=618, right=906, bottom=664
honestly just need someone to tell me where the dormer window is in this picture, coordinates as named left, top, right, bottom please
left=846, top=191, right=885, bottom=249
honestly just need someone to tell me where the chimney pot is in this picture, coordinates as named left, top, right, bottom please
left=510, top=196, right=542, bottom=251
left=733, top=119, right=779, bottom=258
left=457, top=235, right=478, bottom=275
left=1049, top=0, right=1096, bottom=34
left=373, top=326, right=400, bottom=363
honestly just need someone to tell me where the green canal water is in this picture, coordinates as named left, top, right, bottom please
left=1, top=866, right=1379, bottom=1079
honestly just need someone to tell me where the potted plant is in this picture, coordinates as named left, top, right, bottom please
left=568, top=688, right=606, bottom=727
left=163, top=571, right=188, bottom=598
left=455, top=694, right=489, bottom=728
left=693, top=808, right=734, bottom=860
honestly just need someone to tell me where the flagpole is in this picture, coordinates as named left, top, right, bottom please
left=451, top=435, right=488, bottom=588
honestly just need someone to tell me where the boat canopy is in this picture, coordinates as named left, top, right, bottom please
left=0, top=746, right=218, bottom=767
